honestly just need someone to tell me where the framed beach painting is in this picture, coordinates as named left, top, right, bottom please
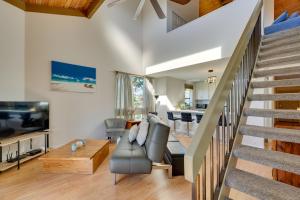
left=51, top=61, right=96, bottom=93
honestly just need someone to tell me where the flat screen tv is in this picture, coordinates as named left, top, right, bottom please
left=0, top=101, right=49, bottom=139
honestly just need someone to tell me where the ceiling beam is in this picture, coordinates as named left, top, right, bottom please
left=170, top=0, right=191, bottom=5
left=4, top=0, right=101, bottom=18
left=86, top=0, right=106, bottom=19
left=25, top=4, right=86, bottom=17
left=4, top=0, right=25, bottom=10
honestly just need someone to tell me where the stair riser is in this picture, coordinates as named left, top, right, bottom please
left=262, top=33, right=300, bottom=45
left=254, top=66, right=300, bottom=77
left=240, top=131, right=300, bottom=144
left=226, top=169, right=300, bottom=200
left=261, top=38, right=300, bottom=51
left=257, top=56, right=300, bottom=69
left=259, top=49, right=300, bottom=61
left=263, top=27, right=300, bottom=42
left=249, top=95, right=300, bottom=101
left=240, top=126, right=300, bottom=143
left=263, top=34, right=300, bottom=45
left=244, top=111, right=300, bottom=120
left=252, top=79, right=300, bottom=88
left=234, top=146, right=300, bottom=175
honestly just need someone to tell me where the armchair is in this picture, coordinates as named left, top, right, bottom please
left=104, top=118, right=127, bottom=141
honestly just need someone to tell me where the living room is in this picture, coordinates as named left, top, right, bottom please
left=1, top=0, right=300, bottom=200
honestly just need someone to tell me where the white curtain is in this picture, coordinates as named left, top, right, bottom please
left=115, top=72, right=133, bottom=119
left=143, top=78, right=155, bottom=115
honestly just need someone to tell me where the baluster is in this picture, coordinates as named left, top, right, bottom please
left=210, top=138, right=214, bottom=200
left=226, top=97, right=230, bottom=154
left=230, top=87, right=234, bottom=139
left=216, top=125, right=220, bottom=187
left=203, top=157, right=207, bottom=200
left=222, top=108, right=225, bottom=168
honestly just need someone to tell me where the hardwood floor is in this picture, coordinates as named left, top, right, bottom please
left=0, top=137, right=272, bottom=200
left=0, top=145, right=191, bottom=200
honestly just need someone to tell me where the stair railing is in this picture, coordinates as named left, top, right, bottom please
left=184, top=1, right=263, bottom=199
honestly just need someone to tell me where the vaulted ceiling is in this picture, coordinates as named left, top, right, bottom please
left=4, top=0, right=208, bottom=19
left=4, top=0, right=105, bottom=18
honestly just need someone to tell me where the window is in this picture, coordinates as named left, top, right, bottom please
left=184, top=88, right=193, bottom=109
left=131, top=76, right=145, bottom=120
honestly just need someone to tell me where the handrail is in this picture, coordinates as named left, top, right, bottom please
left=184, top=0, right=263, bottom=183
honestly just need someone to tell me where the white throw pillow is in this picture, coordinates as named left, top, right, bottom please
left=136, top=120, right=149, bottom=146
left=128, top=124, right=139, bottom=143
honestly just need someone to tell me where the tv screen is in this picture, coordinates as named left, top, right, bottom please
left=0, top=101, right=49, bottom=139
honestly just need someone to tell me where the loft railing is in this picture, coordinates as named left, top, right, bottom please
left=184, top=0, right=263, bottom=199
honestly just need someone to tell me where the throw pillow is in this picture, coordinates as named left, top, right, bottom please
left=289, top=12, right=299, bottom=19
left=128, top=124, right=139, bottom=143
left=273, top=11, right=288, bottom=24
left=136, top=120, right=149, bottom=146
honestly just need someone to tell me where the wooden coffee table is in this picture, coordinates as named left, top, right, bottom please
left=39, top=139, right=109, bottom=174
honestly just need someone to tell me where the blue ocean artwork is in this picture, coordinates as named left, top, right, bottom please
left=51, top=61, right=96, bottom=93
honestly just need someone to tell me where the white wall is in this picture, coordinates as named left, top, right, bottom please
left=263, top=0, right=274, bottom=27
left=25, top=0, right=142, bottom=147
left=0, top=1, right=25, bottom=161
left=166, top=77, right=185, bottom=107
left=143, top=0, right=260, bottom=74
left=153, top=77, right=185, bottom=122
left=167, top=0, right=199, bottom=31
left=0, top=1, right=25, bottom=101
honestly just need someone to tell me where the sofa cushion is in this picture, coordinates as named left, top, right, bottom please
left=145, top=117, right=170, bottom=163
left=128, top=124, right=139, bottom=143
left=106, top=128, right=125, bottom=133
left=265, top=16, right=300, bottom=35
left=273, top=11, right=288, bottom=24
left=110, top=145, right=152, bottom=174
left=289, top=12, right=299, bottom=19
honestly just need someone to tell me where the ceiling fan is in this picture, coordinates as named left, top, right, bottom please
left=107, top=0, right=166, bottom=20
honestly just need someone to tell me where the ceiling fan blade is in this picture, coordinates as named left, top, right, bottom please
left=169, top=0, right=191, bottom=5
left=106, top=0, right=128, bottom=8
left=133, top=0, right=146, bottom=20
left=150, top=0, right=166, bottom=19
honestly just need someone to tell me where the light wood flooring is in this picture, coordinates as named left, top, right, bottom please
left=0, top=136, right=272, bottom=200
left=0, top=145, right=191, bottom=200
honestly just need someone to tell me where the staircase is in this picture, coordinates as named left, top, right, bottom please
left=184, top=2, right=300, bottom=199
left=224, top=27, right=300, bottom=199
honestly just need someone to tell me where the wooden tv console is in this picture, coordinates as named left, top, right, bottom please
left=0, top=131, right=49, bottom=172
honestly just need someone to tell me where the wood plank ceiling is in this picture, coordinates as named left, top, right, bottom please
left=4, top=0, right=105, bottom=18
left=199, top=0, right=233, bottom=17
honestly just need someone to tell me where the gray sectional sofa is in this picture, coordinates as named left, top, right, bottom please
left=109, top=114, right=170, bottom=184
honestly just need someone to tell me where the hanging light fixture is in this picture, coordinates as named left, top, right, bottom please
left=207, top=69, right=217, bottom=84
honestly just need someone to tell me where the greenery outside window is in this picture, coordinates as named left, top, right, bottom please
left=131, top=76, right=145, bottom=120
